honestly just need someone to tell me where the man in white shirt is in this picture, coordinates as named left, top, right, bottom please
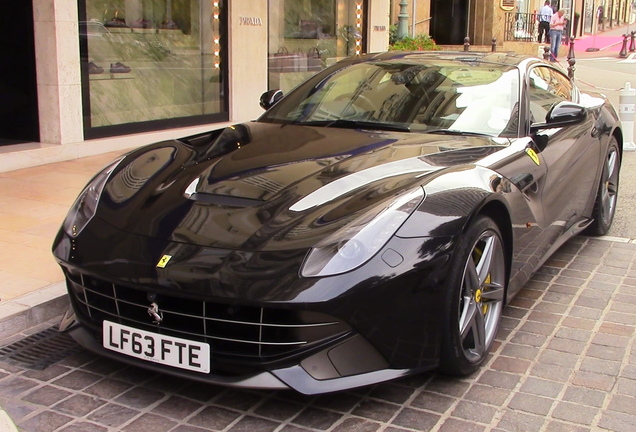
left=537, top=1, right=553, bottom=43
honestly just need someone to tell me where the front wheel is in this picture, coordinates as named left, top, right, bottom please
left=586, top=136, right=620, bottom=236
left=439, top=216, right=506, bottom=376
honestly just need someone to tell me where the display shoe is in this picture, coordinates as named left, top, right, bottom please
left=131, top=18, right=153, bottom=29
left=104, top=17, right=128, bottom=28
left=88, top=61, right=104, bottom=74
left=110, top=62, right=132, bottom=73
left=160, top=20, right=179, bottom=30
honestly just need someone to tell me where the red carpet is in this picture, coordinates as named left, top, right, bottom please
left=572, top=35, right=625, bottom=52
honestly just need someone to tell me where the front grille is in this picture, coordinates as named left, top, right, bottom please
left=65, top=271, right=349, bottom=360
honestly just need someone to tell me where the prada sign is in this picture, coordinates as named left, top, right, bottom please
left=240, top=16, right=263, bottom=26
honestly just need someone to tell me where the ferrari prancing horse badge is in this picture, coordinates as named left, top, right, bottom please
left=526, top=148, right=540, bottom=166
left=156, top=254, right=172, bottom=268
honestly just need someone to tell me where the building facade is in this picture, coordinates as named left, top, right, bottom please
left=389, top=0, right=634, bottom=48
left=1, top=0, right=390, bottom=171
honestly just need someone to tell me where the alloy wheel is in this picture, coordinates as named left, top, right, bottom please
left=458, top=230, right=505, bottom=363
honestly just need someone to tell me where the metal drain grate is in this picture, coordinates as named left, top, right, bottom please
left=0, top=326, right=83, bottom=370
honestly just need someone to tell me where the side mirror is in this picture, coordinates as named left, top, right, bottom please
left=530, top=101, right=587, bottom=133
left=260, top=89, right=283, bottom=110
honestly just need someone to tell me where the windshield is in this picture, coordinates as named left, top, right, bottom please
left=260, top=59, right=520, bottom=137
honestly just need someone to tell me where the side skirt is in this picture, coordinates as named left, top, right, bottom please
left=535, top=218, right=593, bottom=270
left=506, top=218, right=593, bottom=302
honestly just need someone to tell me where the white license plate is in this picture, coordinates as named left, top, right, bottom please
left=103, top=321, right=210, bottom=373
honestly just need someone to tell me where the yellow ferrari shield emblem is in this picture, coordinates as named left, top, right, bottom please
left=526, top=148, right=540, bottom=166
left=156, top=254, right=172, bottom=268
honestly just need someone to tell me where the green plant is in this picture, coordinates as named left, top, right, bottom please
left=388, top=24, right=398, bottom=45
left=389, top=34, right=439, bottom=51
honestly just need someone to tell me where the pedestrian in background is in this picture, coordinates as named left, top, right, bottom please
left=549, top=9, right=566, bottom=61
left=538, top=0, right=553, bottom=43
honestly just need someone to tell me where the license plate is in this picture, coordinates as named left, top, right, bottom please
left=103, top=321, right=210, bottom=373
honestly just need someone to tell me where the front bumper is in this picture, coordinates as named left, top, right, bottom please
left=61, top=308, right=414, bottom=394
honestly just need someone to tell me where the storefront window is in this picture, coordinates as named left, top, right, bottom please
left=268, top=0, right=366, bottom=93
left=79, top=0, right=227, bottom=137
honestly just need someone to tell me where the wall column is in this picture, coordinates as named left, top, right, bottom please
left=228, top=0, right=269, bottom=122
left=33, top=0, right=84, bottom=145
left=471, top=0, right=506, bottom=46
left=368, top=0, right=391, bottom=52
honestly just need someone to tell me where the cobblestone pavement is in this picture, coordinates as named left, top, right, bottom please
left=0, top=237, right=635, bottom=432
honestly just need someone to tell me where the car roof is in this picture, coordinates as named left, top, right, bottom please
left=359, top=51, right=536, bottom=68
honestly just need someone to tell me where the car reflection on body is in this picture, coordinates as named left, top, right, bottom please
left=54, top=51, right=622, bottom=394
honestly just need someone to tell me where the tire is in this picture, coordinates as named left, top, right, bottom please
left=439, top=216, right=506, bottom=376
left=586, top=136, right=620, bottom=236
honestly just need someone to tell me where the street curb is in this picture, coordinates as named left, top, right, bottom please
left=0, top=407, right=18, bottom=432
left=0, top=282, right=68, bottom=343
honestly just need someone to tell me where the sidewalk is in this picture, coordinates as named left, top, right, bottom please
left=0, top=151, right=127, bottom=300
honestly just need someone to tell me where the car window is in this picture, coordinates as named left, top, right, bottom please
left=528, top=66, right=573, bottom=124
left=260, top=60, right=521, bottom=137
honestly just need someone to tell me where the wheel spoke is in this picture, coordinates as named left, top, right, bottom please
left=481, top=283, right=505, bottom=302
left=601, top=189, right=611, bottom=218
left=472, top=309, right=486, bottom=356
left=459, top=295, right=486, bottom=357
left=607, top=151, right=619, bottom=198
left=465, top=255, right=480, bottom=293
left=459, top=295, right=478, bottom=341
left=607, top=151, right=618, bottom=180
left=475, top=236, right=495, bottom=286
left=601, top=149, right=618, bottom=222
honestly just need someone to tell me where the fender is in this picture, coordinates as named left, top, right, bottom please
left=397, top=165, right=516, bottom=239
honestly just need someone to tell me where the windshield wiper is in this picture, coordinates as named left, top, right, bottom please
left=422, top=129, right=494, bottom=137
left=298, top=119, right=410, bottom=132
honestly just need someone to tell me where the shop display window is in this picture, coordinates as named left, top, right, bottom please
left=268, top=0, right=366, bottom=92
left=80, top=0, right=227, bottom=136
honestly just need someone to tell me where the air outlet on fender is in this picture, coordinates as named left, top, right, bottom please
left=0, top=327, right=83, bottom=370
left=189, top=193, right=264, bottom=207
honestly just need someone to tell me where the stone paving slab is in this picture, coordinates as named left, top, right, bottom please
left=0, top=236, right=635, bottom=432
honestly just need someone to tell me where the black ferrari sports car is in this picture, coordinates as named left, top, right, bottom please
left=54, top=51, right=622, bottom=394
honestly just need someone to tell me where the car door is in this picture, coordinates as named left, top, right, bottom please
left=526, top=65, right=601, bottom=240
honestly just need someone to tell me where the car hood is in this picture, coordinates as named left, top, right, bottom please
left=96, top=122, right=507, bottom=250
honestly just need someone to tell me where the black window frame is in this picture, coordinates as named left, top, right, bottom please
left=78, top=0, right=229, bottom=140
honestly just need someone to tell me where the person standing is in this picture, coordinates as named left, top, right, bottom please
left=538, top=1, right=553, bottom=43
left=549, top=9, right=566, bottom=61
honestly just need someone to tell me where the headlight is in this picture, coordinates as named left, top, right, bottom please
left=63, top=158, right=122, bottom=237
left=301, top=187, right=425, bottom=277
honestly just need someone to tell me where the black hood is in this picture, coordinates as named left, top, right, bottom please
left=95, top=122, right=506, bottom=250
